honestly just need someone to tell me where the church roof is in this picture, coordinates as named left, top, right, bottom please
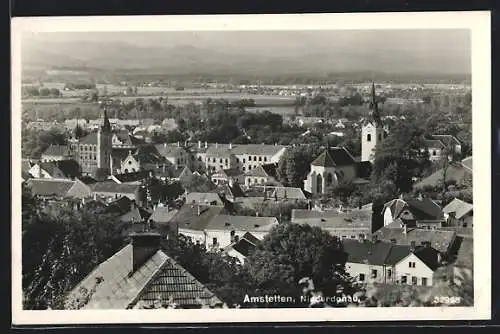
left=311, top=147, right=356, bottom=167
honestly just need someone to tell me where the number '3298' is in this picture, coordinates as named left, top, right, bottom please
left=432, top=296, right=461, bottom=305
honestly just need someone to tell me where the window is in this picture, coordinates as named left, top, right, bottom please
left=371, top=269, right=377, bottom=278
left=359, top=274, right=365, bottom=282
left=384, top=132, right=388, bottom=138
left=254, top=178, right=258, bottom=184
left=243, top=159, right=246, bottom=163
left=378, top=134, right=382, bottom=141
left=258, top=156, right=262, bottom=162
left=264, top=157, right=268, bottom=162
left=242, top=167, right=246, bottom=171
left=220, top=158, right=223, bottom=163
left=128, top=161, right=132, bottom=165
left=213, top=158, right=216, bottom=163
left=409, top=262, right=416, bottom=268
left=236, top=158, right=239, bottom=163
left=412, top=276, right=418, bottom=285
left=387, top=269, right=392, bottom=278
left=401, top=275, right=407, bottom=284
left=421, top=277, right=428, bottom=286
left=225, top=158, right=228, bottom=164
left=342, top=235, right=347, bottom=239
left=253, top=156, right=257, bottom=161
left=367, top=134, right=371, bottom=142
left=248, top=166, right=252, bottom=170
left=432, top=150, right=437, bottom=156
left=212, top=238, right=218, bottom=246
left=350, top=235, right=355, bottom=239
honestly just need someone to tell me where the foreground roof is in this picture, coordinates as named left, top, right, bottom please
left=27, top=178, right=75, bottom=197
left=90, top=181, right=139, bottom=194
left=413, top=162, right=472, bottom=189
left=205, top=215, right=278, bottom=232
left=65, top=244, right=222, bottom=309
left=291, top=209, right=372, bottom=229
left=443, top=198, right=473, bottom=219
left=170, top=204, right=226, bottom=231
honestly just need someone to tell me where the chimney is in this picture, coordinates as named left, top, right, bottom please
left=371, top=235, right=378, bottom=243
left=197, top=204, right=201, bottom=216
left=163, top=164, right=166, bottom=173
left=215, top=143, right=218, bottom=149
left=164, top=143, right=167, bottom=148
left=205, top=141, right=208, bottom=148
left=177, top=141, right=180, bottom=147
left=198, top=140, right=201, bottom=149
left=358, top=234, right=364, bottom=243
left=229, top=142, right=232, bottom=149
left=417, top=193, right=423, bottom=201
left=129, top=232, right=162, bottom=273
left=424, top=240, right=431, bottom=248
left=399, top=193, right=404, bottom=200
left=390, top=238, right=396, bottom=245
left=410, top=240, right=416, bottom=252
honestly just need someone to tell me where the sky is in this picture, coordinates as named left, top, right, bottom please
left=22, top=30, right=471, bottom=75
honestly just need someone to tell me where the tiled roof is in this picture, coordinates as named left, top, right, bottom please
left=205, top=215, right=278, bottom=232
left=443, top=198, right=473, bottom=219
left=78, top=176, right=98, bottom=185
left=413, top=163, right=471, bottom=189
left=201, top=143, right=285, bottom=157
left=170, top=204, right=225, bottom=231
left=65, top=243, right=222, bottom=309
left=224, top=238, right=257, bottom=258
left=40, top=159, right=80, bottom=178
left=223, top=168, right=244, bottom=177
left=42, top=145, right=71, bottom=157
left=186, top=192, right=224, bottom=206
left=114, top=131, right=145, bottom=146
left=343, top=239, right=438, bottom=269
left=311, top=147, right=355, bottom=167
left=374, top=226, right=456, bottom=253
left=424, top=139, right=446, bottom=149
left=291, top=209, right=372, bottom=229
left=27, top=178, right=75, bottom=197
left=79, top=133, right=98, bottom=145
left=454, top=237, right=473, bottom=269
left=432, top=134, right=461, bottom=147
left=404, top=198, right=444, bottom=221
left=244, top=165, right=271, bottom=177
left=241, top=231, right=260, bottom=245
left=154, top=144, right=185, bottom=158
left=111, top=171, right=148, bottom=183
left=343, top=239, right=394, bottom=265
left=90, top=181, right=139, bottom=194
left=21, top=159, right=34, bottom=174
left=271, top=187, right=307, bottom=200
left=149, top=207, right=178, bottom=224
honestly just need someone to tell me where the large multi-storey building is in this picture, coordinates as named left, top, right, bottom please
left=68, top=109, right=113, bottom=176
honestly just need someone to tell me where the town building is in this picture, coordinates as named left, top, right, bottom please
left=443, top=198, right=473, bottom=228
left=204, top=215, right=278, bottom=249
left=343, top=237, right=439, bottom=286
left=66, top=109, right=113, bottom=177
left=27, top=178, right=92, bottom=200
left=89, top=181, right=140, bottom=202
left=211, top=168, right=244, bottom=186
left=222, top=232, right=260, bottom=264
left=155, top=143, right=191, bottom=169
left=28, top=160, right=81, bottom=180
left=270, top=187, right=308, bottom=201
left=111, top=131, right=146, bottom=149
left=40, top=145, right=72, bottom=162
left=291, top=208, right=373, bottom=240
left=243, top=163, right=280, bottom=188
left=414, top=156, right=473, bottom=189
left=64, top=232, right=223, bottom=309
left=303, top=147, right=358, bottom=195
left=185, top=192, right=225, bottom=207
left=119, top=146, right=170, bottom=174
left=424, top=134, right=462, bottom=161
left=382, top=196, right=446, bottom=229
left=373, top=223, right=457, bottom=261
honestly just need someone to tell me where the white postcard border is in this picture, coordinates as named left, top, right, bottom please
left=11, top=11, right=491, bottom=324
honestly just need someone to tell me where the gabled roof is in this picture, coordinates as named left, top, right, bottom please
left=111, top=171, right=148, bottom=184
left=217, top=183, right=245, bottom=199
left=65, top=244, right=222, bottom=309
left=114, top=131, right=145, bottom=146
left=224, top=238, right=257, bottom=258
left=27, top=178, right=76, bottom=197
left=414, top=162, right=472, bottom=189
left=185, top=192, right=224, bottom=206
left=461, top=156, right=472, bottom=172
left=39, top=159, right=80, bottom=179
left=90, top=181, right=139, bottom=194
left=21, top=159, right=34, bottom=174
left=373, top=226, right=456, bottom=253
left=205, top=215, right=278, bottom=232
left=244, top=165, right=272, bottom=178
left=241, top=231, right=260, bottom=245
left=432, top=134, right=461, bottom=147
left=79, top=133, right=98, bottom=145
left=424, top=139, right=446, bottom=149
left=154, top=144, right=186, bottom=158
left=311, top=147, right=355, bottom=167
left=271, top=187, right=307, bottom=200
left=170, top=204, right=225, bottom=231
left=149, top=206, right=178, bottom=224
left=443, top=198, right=473, bottom=219
left=404, top=198, right=444, bottom=221
left=291, top=209, right=372, bottom=229
left=42, top=145, right=71, bottom=157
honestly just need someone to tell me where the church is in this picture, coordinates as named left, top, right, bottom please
left=68, top=109, right=113, bottom=177
left=304, top=82, right=387, bottom=195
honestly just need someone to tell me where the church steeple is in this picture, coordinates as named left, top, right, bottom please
left=368, top=81, right=382, bottom=126
left=101, top=108, right=111, bottom=133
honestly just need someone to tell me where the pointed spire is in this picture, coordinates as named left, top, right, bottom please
left=101, top=108, right=111, bottom=132
left=369, top=81, right=382, bottom=126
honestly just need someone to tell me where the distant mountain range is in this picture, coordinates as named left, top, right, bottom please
left=21, top=37, right=471, bottom=79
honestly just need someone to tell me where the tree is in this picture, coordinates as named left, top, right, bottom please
left=242, top=223, right=356, bottom=307
left=372, top=120, right=430, bottom=193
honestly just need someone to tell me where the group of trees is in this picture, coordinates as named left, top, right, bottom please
left=21, top=125, right=68, bottom=159
left=22, top=183, right=359, bottom=309
left=22, top=86, right=61, bottom=98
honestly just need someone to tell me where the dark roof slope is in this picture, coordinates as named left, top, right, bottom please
left=343, top=239, right=394, bottom=265
left=405, top=198, right=444, bottom=220
left=42, top=145, right=71, bottom=157
left=374, top=226, right=456, bottom=253
left=170, top=204, right=225, bottom=231
left=27, top=179, right=75, bottom=197
left=311, top=147, right=355, bottom=167
left=90, top=181, right=139, bottom=194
